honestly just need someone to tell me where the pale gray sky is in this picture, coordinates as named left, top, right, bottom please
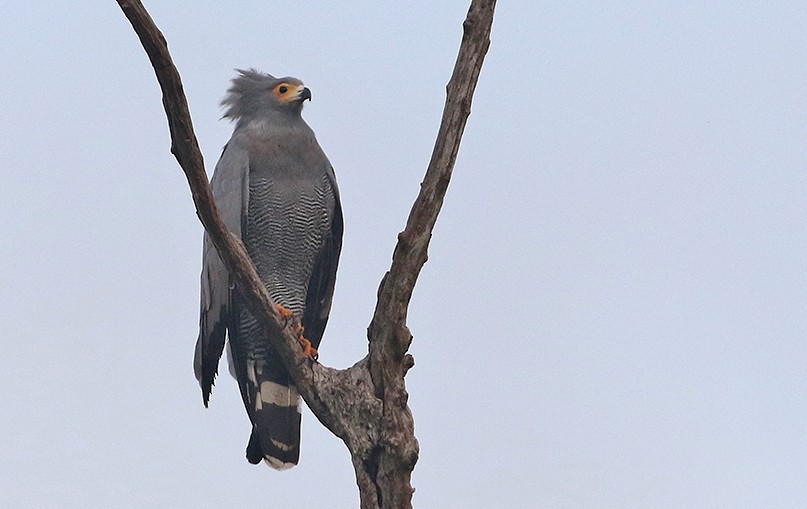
left=2, top=2, right=807, bottom=508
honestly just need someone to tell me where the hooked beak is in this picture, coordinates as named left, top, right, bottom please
left=299, top=86, right=312, bottom=102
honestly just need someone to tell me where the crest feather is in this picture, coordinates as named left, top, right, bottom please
left=221, top=69, right=277, bottom=120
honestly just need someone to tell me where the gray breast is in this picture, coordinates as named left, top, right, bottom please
left=245, top=173, right=334, bottom=315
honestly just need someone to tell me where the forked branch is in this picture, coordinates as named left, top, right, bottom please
left=116, top=1, right=495, bottom=507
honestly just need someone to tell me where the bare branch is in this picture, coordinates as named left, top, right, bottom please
left=368, top=0, right=496, bottom=393
left=362, top=1, right=496, bottom=506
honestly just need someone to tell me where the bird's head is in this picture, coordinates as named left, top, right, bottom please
left=221, top=69, right=311, bottom=122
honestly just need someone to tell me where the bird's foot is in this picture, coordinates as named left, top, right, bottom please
left=275, top=304, right=294, bottom=324
left=298, top=336, right=318, bottom=361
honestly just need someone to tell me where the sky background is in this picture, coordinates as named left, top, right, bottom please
left=2, top=1, right=807, bottom=508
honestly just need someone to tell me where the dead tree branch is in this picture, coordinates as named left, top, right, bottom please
left=116, top=1, right=495, bottom=507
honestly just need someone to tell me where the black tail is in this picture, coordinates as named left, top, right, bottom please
left=231, top=301, right=304, bottom=469
left=244, top=377, right=302, bottom=469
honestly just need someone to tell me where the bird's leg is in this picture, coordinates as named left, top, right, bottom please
left=292, top=322, right=318, bottom=360
left=275, top=305, right=317, bottom=359
left=275, top=303, right=294, bottom=325
left=298, top=335, right=318, bottom=361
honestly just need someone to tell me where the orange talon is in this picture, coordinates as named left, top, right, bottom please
left=299, top=336, right=318, bottom=361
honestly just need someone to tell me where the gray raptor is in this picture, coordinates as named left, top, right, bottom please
left=194, top=69, right=343, bottom=469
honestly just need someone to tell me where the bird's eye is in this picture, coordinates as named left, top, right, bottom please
left=278, top=85, right=288, bottom=94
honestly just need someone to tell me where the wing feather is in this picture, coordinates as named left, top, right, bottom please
left=194, top=139, right=249, bottom=405
left=302, top=166, right=343, bottom=348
